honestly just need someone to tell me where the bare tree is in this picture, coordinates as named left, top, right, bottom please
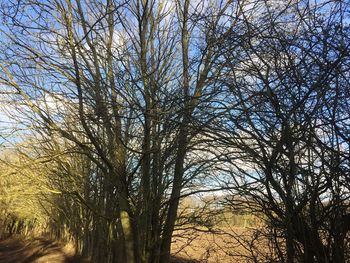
left=208, top=1, right=350, bottom=262
left=0, top=0, right=236, bottom=262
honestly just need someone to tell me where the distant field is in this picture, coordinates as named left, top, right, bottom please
left=171, top=227, right=269, bottom=263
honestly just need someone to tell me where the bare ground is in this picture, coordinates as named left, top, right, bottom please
left=0, top=237, right=88, bottom=263
left=171, top=227, right=268, bottom=263
left=0, top=229, right=260, bottom=263
left=0, top=237, right=200, bottom=263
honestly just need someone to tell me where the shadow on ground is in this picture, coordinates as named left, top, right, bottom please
left=0, top=237, right=88, bottom=263
left=0, top=237, right=199, bottom=263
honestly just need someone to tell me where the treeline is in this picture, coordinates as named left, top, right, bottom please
left=0, top=0, right=350, bottom=263
left=0, top=153, right=47, bottom=239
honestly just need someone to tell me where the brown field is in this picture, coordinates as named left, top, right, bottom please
left=171, top=227, right=269, bottom=263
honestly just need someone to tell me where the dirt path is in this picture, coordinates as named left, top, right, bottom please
left=0, top=237, right=88, bottom=263
left=0, top=236, right=209, bottom=263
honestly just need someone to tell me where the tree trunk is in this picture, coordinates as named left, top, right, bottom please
left=159, top=129, right=187, bottom=263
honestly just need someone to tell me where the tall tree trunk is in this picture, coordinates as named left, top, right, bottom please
left=119, top=208, right=136, bottom=263
left=159, top=129, right=187, bottom=263
left=159, top=0, right=190, bottom=260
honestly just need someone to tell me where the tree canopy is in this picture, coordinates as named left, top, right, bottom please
left=0, top=0, right=350, bottom=263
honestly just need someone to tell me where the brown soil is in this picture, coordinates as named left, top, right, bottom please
left=171, top=227, right=268, bottom=263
